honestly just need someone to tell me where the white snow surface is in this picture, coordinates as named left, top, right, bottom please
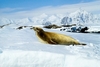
left=0, top=24, right=100, bottom=67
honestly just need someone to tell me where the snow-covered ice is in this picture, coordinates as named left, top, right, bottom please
left=0, top=24, right=100, bottom=67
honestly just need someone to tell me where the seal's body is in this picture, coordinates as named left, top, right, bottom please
left=32, top=27, right=86, bottom=46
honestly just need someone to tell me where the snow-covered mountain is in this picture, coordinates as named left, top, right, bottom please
left=61, top=9, right=100, bottom=25
left=0, top=18, right=14, bottom=25
left=0, top=9, right=100, bottom=26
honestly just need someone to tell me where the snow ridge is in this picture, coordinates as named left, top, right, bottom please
left=0, top=9, right=100, bottom=26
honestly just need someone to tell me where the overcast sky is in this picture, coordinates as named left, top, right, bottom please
left=0, top=0, right=100, bottom=19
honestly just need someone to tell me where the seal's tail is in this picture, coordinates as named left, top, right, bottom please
left=80, top=43, right=87, bottom=45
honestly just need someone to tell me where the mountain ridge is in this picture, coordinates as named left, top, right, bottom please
left=0, top=9, right=100, bottom=26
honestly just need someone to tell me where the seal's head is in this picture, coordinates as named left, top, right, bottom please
left=31, top=27, right=44, bottom=33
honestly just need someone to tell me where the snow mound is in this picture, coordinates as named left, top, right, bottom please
left=0, top=47, right=100, bottom=67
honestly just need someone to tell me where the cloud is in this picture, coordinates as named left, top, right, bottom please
left=0, top=1, right=100, bottom=19
left=0, top=8, right=24, bottom=13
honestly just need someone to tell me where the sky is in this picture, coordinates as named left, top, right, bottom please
left=0, top=0, right=100, bottom=19
left=0, top=0, right=96, bottom=9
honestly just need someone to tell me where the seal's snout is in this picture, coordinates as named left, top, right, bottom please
left=30, top=27, right=35, bottom=30
left=33, top=27, right=37, bottom=31
left=30, top=27, right=40, bottom=31
left=31, top=27, right=44, bottom=33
